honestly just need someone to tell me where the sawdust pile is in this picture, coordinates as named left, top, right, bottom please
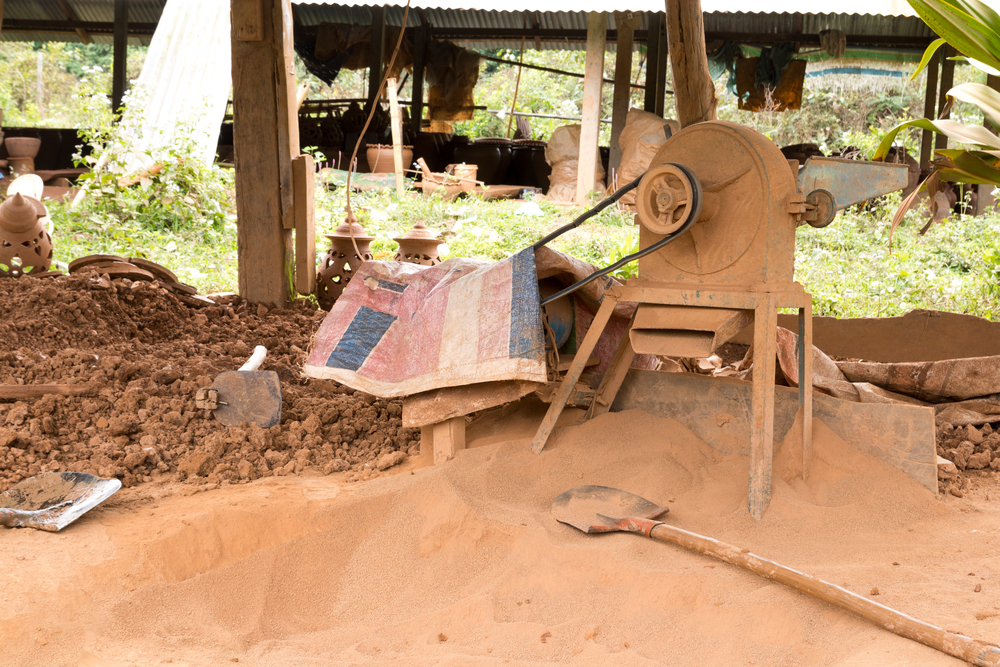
left=0, top=273, right=420, bottom=493
left=7, top=401, right=993, bottom=667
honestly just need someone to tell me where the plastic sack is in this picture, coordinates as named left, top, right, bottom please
left=544, top=125, right=605, bottom=203
left=611, top=109, right=679, bottom=204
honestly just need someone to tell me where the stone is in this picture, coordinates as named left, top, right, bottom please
left=177, top=450, right=217, bottom=478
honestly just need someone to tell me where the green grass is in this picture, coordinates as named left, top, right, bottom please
left=41, top=180, right=1000, bottom=321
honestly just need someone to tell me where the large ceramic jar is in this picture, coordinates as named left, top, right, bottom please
left=510, top=139, right=548, bottom=188
left=452, top=139, right=503, bottom=185
left=473, top=137, right=512, bottom=185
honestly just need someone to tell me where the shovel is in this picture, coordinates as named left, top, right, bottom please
left=552, top=486, right=1000, bottom=666
left=0, top=472, right=121, bottom=532
left=195, top=345, right=282, bottom=428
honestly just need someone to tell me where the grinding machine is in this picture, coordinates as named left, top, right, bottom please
left=531, top=120, right=908, bottom=520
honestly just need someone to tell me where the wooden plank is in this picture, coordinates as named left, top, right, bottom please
left=55, top=0, right=91, bottom=44
left=387, top=77, right=405, bottom=197
left=749, top=294, right=777, bottom=521
left=0, top=0, right=4, bottom=39
left=292, top=154, right=316, bottom=295
left=665, top=0, right=716, bottom=127
left=367, top=6, right=386, bottom=112
left=111, top=0, right=128, bottom=116
left=231, top=0, right=293, bottom=305
left=403, top=380, right=543, bottom=428
left=919, top=50, right=938, bottom=170
left=588, top=312, right=637, bottom=418
left=612, top=370, right=939, bottom=493
left=643, top=12, right=662, bottom=114
left=420, top=425, right=434, bottom=456
left=609, top=11, right=640, bottom=180
left=410, top=25, right=427, bottom=136
left=531, top=294, right=618, bottom=454
left=799, top=301, right=813, bottom=479
left=576, top=11, right=606, bottom=204
left=653, top=18, right=668, bottom=117
left=935, top=46, right=955, bottom=152
left=433, top=416, right=466, bottom=465
left=232, top=0, right=262, bottom=41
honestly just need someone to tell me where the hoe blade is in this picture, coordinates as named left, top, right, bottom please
left=0, top=472, right=121, bottom=532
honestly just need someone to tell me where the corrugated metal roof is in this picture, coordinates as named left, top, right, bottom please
left=2, top=0, right=165, bottom=44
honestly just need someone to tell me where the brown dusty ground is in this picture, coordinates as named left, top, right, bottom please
left=3, top=275, right=1000, bottom=666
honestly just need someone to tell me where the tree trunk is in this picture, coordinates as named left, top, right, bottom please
left=665, top=0, right=716, bottom=127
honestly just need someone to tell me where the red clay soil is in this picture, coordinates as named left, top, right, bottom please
left=0, top=273, right=419, bottom=495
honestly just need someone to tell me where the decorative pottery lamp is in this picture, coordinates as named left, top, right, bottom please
left=0, top=192, right=53, bottom=278
left=393, top=221, right=443, bottom=266
left=316, top=210, right=374, bottom=310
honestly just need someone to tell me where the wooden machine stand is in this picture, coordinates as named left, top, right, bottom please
left=530, top=121, right=821, bottom=520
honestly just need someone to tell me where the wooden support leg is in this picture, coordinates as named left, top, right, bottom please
left=749, top=295, right=777, bottom=521
left=799, top=299, right=813, bottom=480
left=420, top=425, right=434, bottom=457
left=588, top=311, right=637, bottom=418
left=432, top=417, right=466, bottom=465
left=531, top=296, right=618, bottom=454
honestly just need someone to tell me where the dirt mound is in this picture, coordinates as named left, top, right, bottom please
left=0, top=273, right=420, bottom=494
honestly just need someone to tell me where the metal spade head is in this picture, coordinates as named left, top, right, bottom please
left=551, top=485, right=669, bottom=534
left=0, top=472, right=122, bottom=532
left=211, top=370, right=282, bottom=428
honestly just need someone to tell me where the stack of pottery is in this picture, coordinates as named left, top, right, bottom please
left=5, top=137, right=41, bottom=177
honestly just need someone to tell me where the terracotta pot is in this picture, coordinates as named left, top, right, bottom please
left=5, top=137, right=41, bottom=159
left=366, top=144, right=414, bottom=174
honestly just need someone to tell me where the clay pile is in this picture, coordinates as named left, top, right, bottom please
left=0, top=272, right=420, bottom=494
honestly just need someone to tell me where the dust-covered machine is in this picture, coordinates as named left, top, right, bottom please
left=531, top=120, right=908, bottom=520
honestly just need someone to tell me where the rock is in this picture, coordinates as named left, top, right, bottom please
left=237, top=460, right=252, bottom=480
left=96, top=417, right=109, bottom=430
left=302, top=414, right=322, bottom=435
left=108, top=415, right=137, bottom=436
left=122, top=451, right=147, bottom=471
left=375, top=450, right=406, bottom=471
left=967, top=451, right=992, bottom=470
left=177, top=451, right=218, bottom=478
left=947, top=448, right=968, bottom=470
left=937, top=456, right=959, bottom=480
left=965, top=424, right=984, bottom=445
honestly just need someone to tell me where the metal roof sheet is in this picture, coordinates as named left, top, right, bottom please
left=2, top=0, right=165, bottom=44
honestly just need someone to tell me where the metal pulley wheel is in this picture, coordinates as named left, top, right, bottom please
left=635, top=163, right=704, bottom=235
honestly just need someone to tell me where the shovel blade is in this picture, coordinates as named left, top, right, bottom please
left=551, top=485, right=668, bottom=533
left=0, top=472, right=121, bottom=532
left=212, top=370, right=282, bottom=428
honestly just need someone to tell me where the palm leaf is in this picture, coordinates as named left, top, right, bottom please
left=948, top=82, right=1000, bottom=129
left=908, top=0, right=1000, bottom=72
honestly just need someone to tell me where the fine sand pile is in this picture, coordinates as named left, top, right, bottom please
left=3, top=398, right=998, bottom=667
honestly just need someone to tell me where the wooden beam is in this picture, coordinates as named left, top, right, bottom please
left=292, top=154, right=316, bottom=295
left=644, top=12, right=663, bottom=114
left=0, top=19, right=157, bottom=36
left=610, top=11, right=640, bottom=181
left=55, top=0, right=91, bottom=44
left=665, top=0, right=716, bottom=127
left=576, top=11, right=606, bottom=204
left=111, top=0, right=128, bottom=116
left=367, top=6, right=386, bottom=111
left=653, top=17, right=668, bottom=116
left=231, top=0, right=295, bottom=306
left=0, top=0, right=4, bottom=40
left=935, top=46, right=955, bottom=151
left=409, top=24, right=427, bottom=136
left=919, top=50, right=938, bottom=170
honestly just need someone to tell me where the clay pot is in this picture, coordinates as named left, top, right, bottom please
left=5, top=137, right=41, bottom=159
left=366, top=144, right=414, bottom=174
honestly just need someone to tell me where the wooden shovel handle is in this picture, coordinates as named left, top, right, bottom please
left=0, top=384, right=95, bottom=400
left=649, top=522, right=1000, bottom=666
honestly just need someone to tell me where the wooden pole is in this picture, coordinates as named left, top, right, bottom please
left=919, top=50, right=939, bottom=170
left=643, top=12, right=662, bottom=114
left=665, top=0, right=716, bottom=127
left=409, top=24, right=427, bottom=136
left=231, top=0, right=296, bottom=306
left=292, top=154, right=316, bottom=295
left=610, top=11, right=640, bottom=180
left=935, top=46, right=955, bottom=151
left=576, top=11, right=606, bottom=205
left=654, top=17, right=668, bottom=116
left=111, top=0, right=129, bottom=116
left=367, top=6, right=387, bottom=114
left=387, top=76, right=405, bottom=197
left=0, top=0, right=4, bottom=39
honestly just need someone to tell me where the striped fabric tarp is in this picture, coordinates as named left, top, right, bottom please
left=304, top=248, right=547, bottom=397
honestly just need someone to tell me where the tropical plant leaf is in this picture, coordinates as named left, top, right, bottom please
left=890, top=170, right=939, bottom=246
left=874, top=117, right=1000, bottom=160
left=948, top=82, right=1000, bottom=129
left=932, top=149, right=1000, bottom=184
left=908, top=0, right=1000, bottom=73
left=910, top=37, right=949, bottom=79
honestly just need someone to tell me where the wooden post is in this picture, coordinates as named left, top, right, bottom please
left=665, top=0, right=717, bottom=127
left=919, top=50, right=939, bottom=170
left=410, top=24, right=428, bottom=136
left=749, top=295, right=778, bottom=521
left=0, top=0, right=4, bottom=39
left=111, top=0, right=129, bottom=116
left=654, top=17, right=668, bottom=117
left=367, top=6, right=387, bottom=113
left=935, top=46, right=955, bottom=152
left=231, top=0, right=296, bottom=305
left=576, top=11, right=606, bottom=205
left=387, top=76, right=405, bottom=197
left=432, top=417, right=466, bottom=465
left=292, top=154, right=315, bottom=295
left=976, top=73, right=1000, bottom=215
left=643, top=12, right=662, bottom=114
left=610, top=11, right=640, bottom=181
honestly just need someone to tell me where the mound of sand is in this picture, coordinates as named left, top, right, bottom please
left=3, top=399, right=994, bottom=667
